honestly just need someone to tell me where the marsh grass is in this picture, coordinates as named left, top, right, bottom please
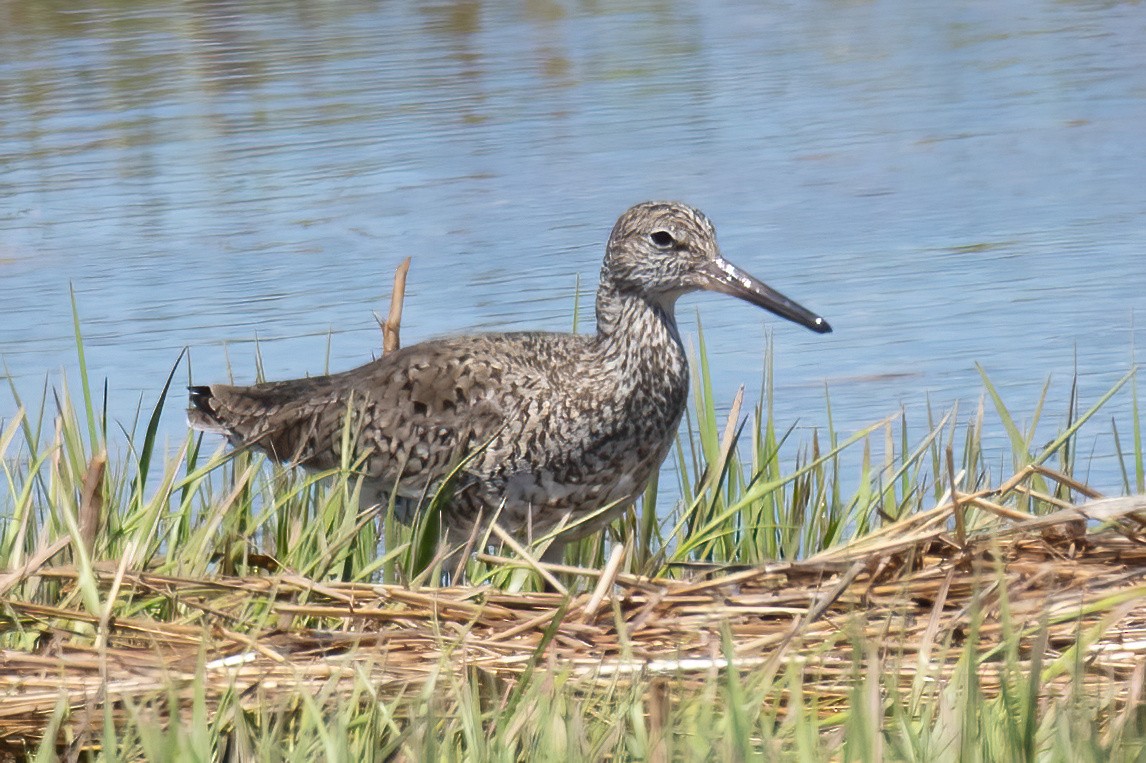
left=2, top=310, right=1145, bottom=760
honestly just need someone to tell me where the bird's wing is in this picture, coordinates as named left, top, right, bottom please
left=187, top=338, right=521, bottom=489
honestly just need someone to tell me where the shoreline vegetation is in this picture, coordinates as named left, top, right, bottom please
left=2, top=296, right=1145, bottom=759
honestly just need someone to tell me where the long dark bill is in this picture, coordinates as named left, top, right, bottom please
left=701, top=257, right=832, bottom=334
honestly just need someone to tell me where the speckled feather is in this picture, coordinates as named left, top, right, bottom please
left=188, top=202, right=831, bottom=549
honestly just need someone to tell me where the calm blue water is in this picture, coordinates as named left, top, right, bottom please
left=2, top=0, right=1145, bottom=496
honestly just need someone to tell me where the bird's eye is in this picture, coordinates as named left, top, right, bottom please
left=650, top=230, right=675, bottom=249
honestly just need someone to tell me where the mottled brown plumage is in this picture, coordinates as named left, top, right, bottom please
left=188, top=202, right=831, bottom=554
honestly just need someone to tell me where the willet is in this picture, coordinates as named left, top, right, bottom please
left=188, top=202, right=831, bottom=558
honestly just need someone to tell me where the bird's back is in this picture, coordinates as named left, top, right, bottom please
left=188, top=332, right=598, bottom=503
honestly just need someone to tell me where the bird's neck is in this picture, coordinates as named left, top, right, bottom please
left=594, top=278, right=688, bottom=385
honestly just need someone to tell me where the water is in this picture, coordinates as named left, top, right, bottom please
left=2, top=0, right=1145, bottom=495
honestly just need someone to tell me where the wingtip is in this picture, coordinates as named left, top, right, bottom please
left=187, top=385, right=221, bottom=432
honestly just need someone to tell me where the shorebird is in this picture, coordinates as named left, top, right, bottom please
left=188, top=202, right=831, bottom=559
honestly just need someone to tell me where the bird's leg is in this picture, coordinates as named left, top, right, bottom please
left=540, top=540, right=566, bottom=567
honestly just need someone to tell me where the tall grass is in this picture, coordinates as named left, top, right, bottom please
left=1, top=310, right=1143, bottom=760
